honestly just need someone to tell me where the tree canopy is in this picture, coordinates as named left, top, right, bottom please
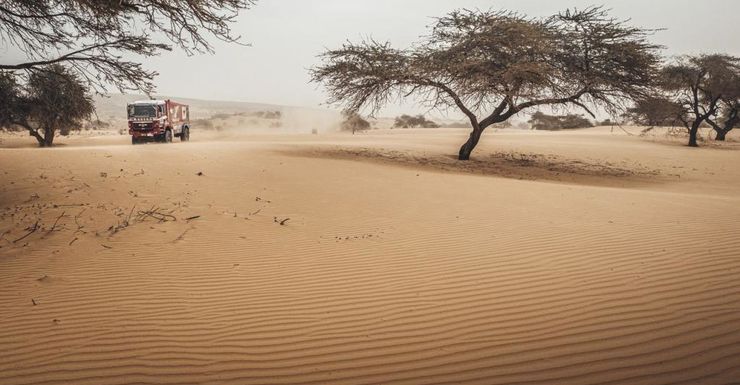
left=1, top=66, right=94, bottom=147
left=312, top=7, right=661, bottom=159
left=0, top=0, right=256, bottom=94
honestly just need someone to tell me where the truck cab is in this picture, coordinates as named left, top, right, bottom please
left=128, top=100, right=190, bottom=144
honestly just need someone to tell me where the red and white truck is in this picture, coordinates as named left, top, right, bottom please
left=127, top=99, right=191, bottom=144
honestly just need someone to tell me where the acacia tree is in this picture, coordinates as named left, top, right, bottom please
left=340, top=111, right=371, bottom=134
left=27, top=66, right=95, bottom=147
left=707, top=99, right=739, bottom=141
left=661, top=54, right=740, bottom=146
left=0, top=0, right=256, bottom=93
left=312, top=7, right=661, bottom=160
left=0, top=66, right=94, bottom=147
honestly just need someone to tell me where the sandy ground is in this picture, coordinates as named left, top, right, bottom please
left=1, top=127, right=739, bottom=384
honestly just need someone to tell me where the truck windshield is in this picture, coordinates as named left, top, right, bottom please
left=128, top=105, right=157, bottom=118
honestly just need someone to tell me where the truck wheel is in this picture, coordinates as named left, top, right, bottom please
left=180, top=127, right=190, bottom=142
left=132, top=137, right=139, bottom=145
left=164, top=130, right=173, bottom=143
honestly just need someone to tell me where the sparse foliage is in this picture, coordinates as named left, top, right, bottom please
left=312, top=7, right=661, bottom=159
left=623, top=96, right=687, bottom=127
left=0, top=0, right=256, bottom=93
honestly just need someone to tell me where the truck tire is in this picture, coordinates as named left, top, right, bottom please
left=132, top=137, right=139, bottom=145
left=180, top=126, right=190, bottom=142
left=164, top=129, right=173, bottom=143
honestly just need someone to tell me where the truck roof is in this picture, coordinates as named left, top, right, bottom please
left=129, top=100, right=166, bottom=106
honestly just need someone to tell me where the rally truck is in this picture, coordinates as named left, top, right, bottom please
left=127, top=99, right=191, bottom=144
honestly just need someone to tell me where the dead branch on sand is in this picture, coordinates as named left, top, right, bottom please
left=0, top=229, right=11, bottom=243
left=108, top=205, right=136, bottom=235
left=137, top=206, right=177, bottom=223
left=13, top=220, right=39, bottom=243
left=173, top=228, right=191, bottom=243
left=73, top=209, right=87, bottom=235
left=274, top=217, right=291, bottom=226
left=45, top=211, right=66, bottom=236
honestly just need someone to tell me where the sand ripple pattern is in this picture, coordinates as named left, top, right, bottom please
left=1, top=139, right=740, bottom=384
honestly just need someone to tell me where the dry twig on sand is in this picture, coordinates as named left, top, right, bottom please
left=108, top=205, right=136, bottom=235
left=13, top=220, right=39, bottom=243
left=173, top=228, right=191, bottom=243
left=73, top=209, right=87, bottom=235
left=137, top=206, right=177, bottom=223
left=0, top=229, right=11, bottom=243
left=274, top=217, right=291, bottom=226
left=45, top=211, right=66, bottom=236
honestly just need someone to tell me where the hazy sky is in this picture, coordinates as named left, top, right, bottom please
left=16, top=1, right=740, bottom=117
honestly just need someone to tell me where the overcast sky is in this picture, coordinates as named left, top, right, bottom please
left=34, top=1, right=740, bottom=117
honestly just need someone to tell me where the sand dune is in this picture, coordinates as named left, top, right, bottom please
left=1, top=127, right=739, bottom=384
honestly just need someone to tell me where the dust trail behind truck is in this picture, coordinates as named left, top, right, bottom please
left=128, top=100, right=191, bottom=145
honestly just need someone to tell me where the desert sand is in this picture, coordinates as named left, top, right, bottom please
left=1, top=127, right=740, bottom=384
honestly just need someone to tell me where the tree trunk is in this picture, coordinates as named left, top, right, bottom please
left=715, top=129, right=727, bottom=141
left=688, top=122, right=700, bottom=147
left=458, top=127, right=483, bottom=160
left=28, top=128, right=45, bottom=147
left=41, top=127, right=55, bottom=147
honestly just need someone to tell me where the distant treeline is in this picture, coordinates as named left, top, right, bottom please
left=528, top=112, right=593, bottom=131
left=393, top=115, right=439, bottom=129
